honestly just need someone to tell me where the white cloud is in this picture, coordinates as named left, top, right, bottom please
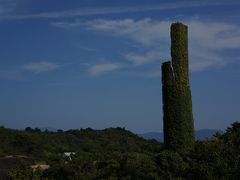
left=62, top=18, right=240, bottom=71
left=51, top=17, right=240, bottom=73
left=88, top=63, right=122, bottom=76
left=71, top=18, right=240, bottom=49
left=52, top=18, right=171, bottom=46
left=189, top=21, right=240, bottom=50
left=189, top=48, right=225, bottom=71
left=188, top=21, right=240, bottom=71
left=21, top=62, right=60, bottom=74
left=88, top=19, right=171, bottom=46
left=124, top=50, right=169, bottom=65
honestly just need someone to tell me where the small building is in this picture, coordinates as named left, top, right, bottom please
left=63, top=152, right=76, bottom=161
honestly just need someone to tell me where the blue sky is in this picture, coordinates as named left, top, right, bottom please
left=0, top=0, right=240, bottom=133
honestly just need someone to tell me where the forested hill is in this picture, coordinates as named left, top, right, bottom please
left=0, top=126, right=162, bottom=158
left=0, top=126, right=162, bottom=179
left=1, top=122, right=240, bottom=179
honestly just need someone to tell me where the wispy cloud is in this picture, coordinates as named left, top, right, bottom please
left=189, top=21, right=240, bottom=50
left=124, top=50, right=169, bottom=65
left=52, top=18, right=171, bottom=46
left=89, top=63, right=122, bottom=76
left=189, top=48, right=225, bottom=71
left=68, top=18, right=170, bottom=46
left=69, top=18, right=240, bottom=49
left=58, top=18, right=240, bottom=71
left=21, top=62, right=60, bottom=74
left=2, top=1, right=240, bottom=20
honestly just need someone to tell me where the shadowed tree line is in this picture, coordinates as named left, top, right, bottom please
left=1, top=122, right=240, bottom=179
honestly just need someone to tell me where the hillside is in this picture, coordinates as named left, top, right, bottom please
left=1, top=122, right=240, bottom=179
left=0, top=126, right=162, bottom=179
left=0, top=126, right=162, bottom=159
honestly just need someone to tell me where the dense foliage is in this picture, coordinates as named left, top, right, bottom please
left=162, top=22, right=195, bottom=153
left=0, top=127, right=161, bottom=160
left=1, top=122, right=240, bottom=179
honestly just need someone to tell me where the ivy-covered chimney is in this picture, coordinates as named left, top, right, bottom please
left=162, top=23, right=195, bottom=153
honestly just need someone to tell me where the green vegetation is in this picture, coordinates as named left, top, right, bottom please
left=0, top=122, right=240, bottom=179
left=0, top=126, right=163, bottom=179
left=0, top=127, right=161, bottom=160
left=162, top=22, right=195, bottom=153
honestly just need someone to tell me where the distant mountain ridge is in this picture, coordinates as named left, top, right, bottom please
left=139, top=129, right=223, bottom=142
